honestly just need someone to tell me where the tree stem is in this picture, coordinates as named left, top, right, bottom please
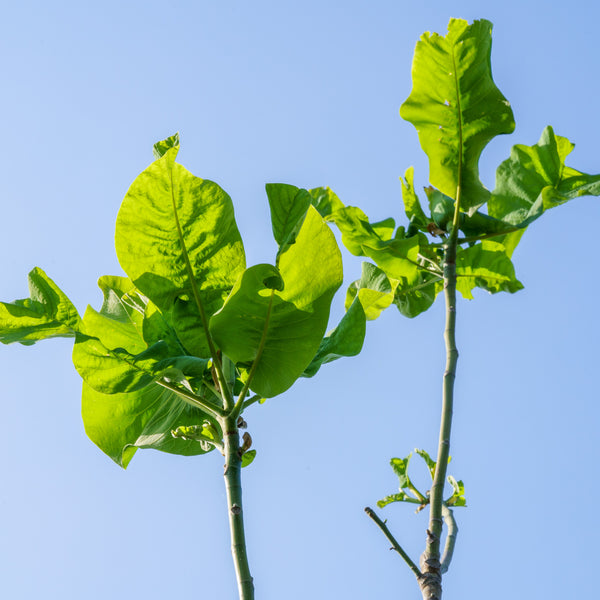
left=223, top=416, right=254, bottom=599
left=419, top=193, right=461, bottom=600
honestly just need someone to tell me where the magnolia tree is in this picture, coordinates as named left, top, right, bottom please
left=1, top=18, right=598, bottom=600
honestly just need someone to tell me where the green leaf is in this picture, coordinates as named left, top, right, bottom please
left=393, top=270, right=441, bottom=318
left=265, top=183, right=311, bottom=261
left=302, top=295, right=366, bottom=377
left=73, top=277, right=211, bottom=397
left=489, top=126, right=600, bottom=255
left=308, top=186, right=345, bottom=218
left=415, top=448, right=437, bottom=480
left=326, top=205, right=380, bottom=256
left=81, top=381, right=220, bottom=468
left=171, top=422, right=223, bottom=452
left=93, top=275, right=185, bottom=355
left=371, top=218, right=396, bottom=241
left=153, top=132, right=180, bottom=159
left=425, top=187, right=455, bottom=232
left=72, top=276, right=155, bottom=394
left=376, top=492, right=412, bottom=509
left=96, top=276, right=146, bottom=327
left=115, top=139, right=246, bottom=356
left=0, top=267, right=81, bottom=345
left=309, top=188, right=424, bottom=289
left=345, top=262, right=397, bottom=320
left=241, top=449, right=257, bottom=468
left=210, top=206, right=343, bottom=397
left=141, top=297, right=187, bottom=355
left=400, top=167, right=430, bottom=234
left=446, top=475, right=467, bottom=507
left=73, top=333, right=155, bottom=395
left=458, top=209, right=520, bottom=239
left=390, top=455, right=412, bottom=489
left=400, top=19, right=515, bottom=214
left=455, top=240, right=523, bottom=299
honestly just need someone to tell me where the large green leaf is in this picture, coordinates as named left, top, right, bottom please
left=73, top=278, right=211, bottom=396
left=82, top=381, right=219, bottom=468
left=400, top=18, right=515, bottom=214
left=455, top=240, right=523, bottom=299
left=265, top=183, right=311, bottom=262
left=0, top=267, right=81, bottom=345
left=74, top=276, right=218, bottom=467
left=345, top=262, right=397, bottom=320
left=308, top=186, right=345, bottom=218
left=73, top=312, right=155, bottom=395
left=330, top=206, right=421, bottom=280
left=393, top=270, right=441, bottom=318
left=489, top=126, right=600, bottom=255
left=115, top=136, right=246, bottom=356
left=302, top=296, right=366, bottom=378
left=210, top=206, right=343, bottom=397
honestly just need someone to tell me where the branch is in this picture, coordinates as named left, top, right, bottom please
left=440, top=505, right=458, bottom=574
left=364, top=507, right=422, bottom=579
left=224, top=417, right=255, bottom=599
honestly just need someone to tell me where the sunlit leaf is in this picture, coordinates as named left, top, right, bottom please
left=393, top=270, right=441, bottom=318
left=455, top=240, right=523, bottom=299
left=308, top=186, right=344, bottom=218
left=400, top=18, right=515, bottom=214
left=0, top=267, right=81, bottom=345
left=345, top=262, right=397, bottom=320
left=115, top=138, right=246, bottom=356
left=489, top=126, right=600, bottom=255
left=82, top=381, right=220, bottom=468
left=376, top=492, right=412, bottom=509
left=400, top=167, right=430, bottom=234
left=302, top=295, right=366, bottom=377
left=265, top=183, right=311, bottom=261
left=390, top=455, right=412, bottom=489
left=210, top=207, right=343, bottom=397
left=241, top=450, right=257, bottom=468
left=446, top=475, right=467, bottom=507
left=153, top=132, right=180, bottom=159
left=415, top=448, right=437, bottom=480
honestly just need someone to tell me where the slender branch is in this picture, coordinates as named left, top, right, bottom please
left=421, top=189, right=460, bottom=581
left=456, top=226, right=522, bottom=245
left=364, top=507, right=422, bottom=579
left=242, top=395, right=263, bottom=410
left=426, top=225, right=523, bottom=249
left=440, top=505, right=458, bottom=574
left=223, top=416, right=254, bottom=599
left=418, top=129, right=462, bottom=598
left=156, top=379, right=227, bottom=418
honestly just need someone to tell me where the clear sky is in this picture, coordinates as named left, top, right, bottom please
left=1, top=1, right=598, bottom=599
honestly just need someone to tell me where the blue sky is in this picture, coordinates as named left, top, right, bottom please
left=1, top=1, right=599, bottom=598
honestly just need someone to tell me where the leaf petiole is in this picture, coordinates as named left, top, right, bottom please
left=156, top=379, right=227, bottom=419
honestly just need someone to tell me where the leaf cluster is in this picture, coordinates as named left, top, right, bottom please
left=0, top=136, right=368, bottom=468
left=377, top=449, right=466, bottom=511
left=318, top=19, right=600, bottom=320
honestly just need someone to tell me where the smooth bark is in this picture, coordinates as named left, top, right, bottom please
left=223, top=417, right=254, bottom=599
